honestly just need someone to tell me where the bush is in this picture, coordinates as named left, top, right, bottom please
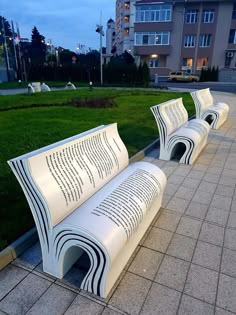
left=200, top=66, right=219, bottom=82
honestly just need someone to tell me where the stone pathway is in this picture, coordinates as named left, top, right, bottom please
left=0, top=92, right=236, bottom=315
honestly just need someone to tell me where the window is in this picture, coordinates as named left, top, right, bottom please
left=125, top=2, right=130, bottom=10
left=199, top=34, right=211, bottom=47
left=182, top=58, right=193, bottom=68
left=202, top=10, right=214, bottom=23
left=124, top=28, right=129, bottom=36
left=135, top=32, right=170, bottom=45
left=232, top=3, right=236, bottom=19
left=197, top=57, right=208, bottom=70
left=185, top=10, right=198, bottom=24
left=184, top=35, right=196, bottom=47
left=149, top=58, right=159, bottom=68
left=229, top=29, right=236, bottom=44
left=124, top=16, right=129, bottom=23
left=135, top=4, right=172, bottom=22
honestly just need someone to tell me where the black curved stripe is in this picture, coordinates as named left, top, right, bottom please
left=55, top=233, right=107, bottom=296
left=19, top=160, right=50, bottom=250
left=168, top=136, right=194, bottom=164
left=12, top=161, right=49, bottom=249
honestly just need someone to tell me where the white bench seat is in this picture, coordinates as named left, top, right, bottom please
left=8, top=123, right=166, bottom=298
left=191, top=88, right=229, bottom=129
left=151, top=98, right=210, bottom=164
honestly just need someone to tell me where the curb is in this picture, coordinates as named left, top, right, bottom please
left=0, top=138, right=160, bottom=271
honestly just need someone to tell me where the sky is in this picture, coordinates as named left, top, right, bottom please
left=1, top=0, right=116, bottom=52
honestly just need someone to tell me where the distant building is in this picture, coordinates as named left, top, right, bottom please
left=114, top=0, right=236, bottom=79
left=116, top=0, right=136, bottom=55
left=106, top=18, right=116, bottom=55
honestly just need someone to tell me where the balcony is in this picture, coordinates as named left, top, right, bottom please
left=134, top=45, right=171, bottom=56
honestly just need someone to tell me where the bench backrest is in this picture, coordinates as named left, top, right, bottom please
left=151, top=98, right=188, bottom=147
left=191, top=88, right=213, bottom=117
left=8, top=123, right=129, bottom=228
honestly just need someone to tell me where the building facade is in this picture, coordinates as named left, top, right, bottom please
left=115, top=0, right=236, bottom=77
left=115, top=0, right=136, bottom=55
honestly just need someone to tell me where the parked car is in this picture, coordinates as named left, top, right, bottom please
left=168, top=71, right=199, bottom=82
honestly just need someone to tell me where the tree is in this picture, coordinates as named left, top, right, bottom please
left=0, top=16, right=14, bottom=68
left=29, top=26, right=46, bottom=65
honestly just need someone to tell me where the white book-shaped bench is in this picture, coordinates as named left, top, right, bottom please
left=190, top=88, right=229, bottom=129
left=41, top=83, right=51, bottom=92
left=151, top=98, right=210, bottom=164
left=8, top=123, right=166, bottom=298
left=65, top=82, right=76, bottom=90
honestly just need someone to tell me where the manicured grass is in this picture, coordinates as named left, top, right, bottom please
left=0, top=89, right=195, bottom=250
left=0, top=81, right=89, bottom=90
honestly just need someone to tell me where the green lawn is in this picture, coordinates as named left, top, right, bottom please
left=0, top=89, right=195, bottom=250
left=0, top=81, right=90, bottom=89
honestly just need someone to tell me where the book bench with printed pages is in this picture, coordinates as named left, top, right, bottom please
left=151, top=98, right=210, bottom=165
left=190, top=88, right=229, bottom=129
left=8, top=123, right=167, bottom=298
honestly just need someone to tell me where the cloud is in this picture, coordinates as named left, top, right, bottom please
left=1, top=0, right=115, bottom=51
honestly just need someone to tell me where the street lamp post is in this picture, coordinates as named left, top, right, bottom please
left=96, top=22, right=104, bottom=86
left=1, top=16, right=10, bottom=81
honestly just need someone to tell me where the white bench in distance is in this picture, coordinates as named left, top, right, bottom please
left=8, top=123, right=166, bottom=298
left=190, top=88, right=229, bottom=129
left=41, top=82, right=51, bottom=92
left=31, top=82, right=41, bottom=92
left=151, top=98, right=210, bottom=164
left=65, top=81, right=76, bottom=90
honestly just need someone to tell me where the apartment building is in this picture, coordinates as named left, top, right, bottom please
left=114, top=0, right=236, bottom=77
left=115, top=0, right=136, bottom=55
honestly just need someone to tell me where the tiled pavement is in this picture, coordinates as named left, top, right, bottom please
left=0, top=91, right=236, bottom=315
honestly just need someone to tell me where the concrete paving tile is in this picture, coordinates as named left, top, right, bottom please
left=199, top=222, right=224, bottom=246
left=102, top=307, right=125, bottom=315
left=222, top=169, right=236, bottom=179
left=151, top=159, right=166, bottom=168
left=217, top=274, right=236, bottom=313
left=185, top=202, right=209, bottom=220
left=224, top=229, right=236, bottom=251
left=192, top=241, right=222, bottom=271
left=162, top=194, right=172, bottom=208
left=187, top=170, right=205, bottom=180
left=176, top=216, right=202, bottom=239
left=143, top=227, right=173, bottom=253
left=227, top=213, right=236, bottom=229
left=167, top=234, right=196, bottom=262
left=215, top=307, right=236, bottom=315
left=175, top=186, right=196, bottom=201
left=33, top=262, right=57, bottom=281
left=232, top=202, right=236, bottom=213
left=12, top=242, right=42, bottom=271
left=128, top=247, right=163, bottom=280
left=184, top=264, right=218, bottom=304
left=198, top=181, right=217, bottom=194
left=56, top=265, right=87, bottom=291
left=26, top=284, right=76, bottom=315
left=211, top=194, right=232, bottom=212
left=64, top=294, right=104, bottom=315
left=166, top=197, right=190, bottom=214
left=168, top=174, right=185, bottom=185
left=154, top=209, right=181, bottom=232
left=155, top=255, right=189, bottom=291
left=0, top=265, right=29, bottom=300
left=165, top=183, right=179, bottom=196
left=219, top=176, right=236, bottom=188
left=178, top=294, right=214, bottom=315
left=221, top=248, right=236, bottom=278
left=182, top=177, right=201, bottom=190
left=203, top=173, right=221, bottom=184
left=109, top=272, right=151, bottom=315
left=207, top=166, right=223, bottom=175
left=0, top=273, right=51, bottom=315
left=192, top=190, right=213, bottom=205
left=205, top=207, right=229, bottom=227
left=215, top=185, right=235, bottom=198
left=173, top=166, right=192, bottom=177
left=192, top=163, right=209, bottom=172
left=140, top=283, right=181, bottom=315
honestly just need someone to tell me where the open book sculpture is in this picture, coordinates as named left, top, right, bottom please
left=8, top=123, right=166, bottom=298
left=151, top=98, right=210, bottom=164
left=190, top=88, right=229, bottom=129
left=41, top=82, right=51, bottom=92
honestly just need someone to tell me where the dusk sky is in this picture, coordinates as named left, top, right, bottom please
left=1, top=0, right=116, bottom=52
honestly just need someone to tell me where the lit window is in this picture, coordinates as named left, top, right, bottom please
left=182, top=58, right=193, bottom=67
left=184, top=35, right=196, bottom=47
left=125, top=2, right=130, bottom=10
left=124, top=16, right=129, bottom=22
left=124, top=28, right=129, bottom=36
left=199, top=34, right=211, bottom=47
left=202, top=10, right=214, bottom=23
left=185, top=10, right=198, bottom=24
left=197, top=57, right=208, bottom=70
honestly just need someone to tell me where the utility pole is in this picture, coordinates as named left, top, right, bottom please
left=96, top=11, right=104, bottom=85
